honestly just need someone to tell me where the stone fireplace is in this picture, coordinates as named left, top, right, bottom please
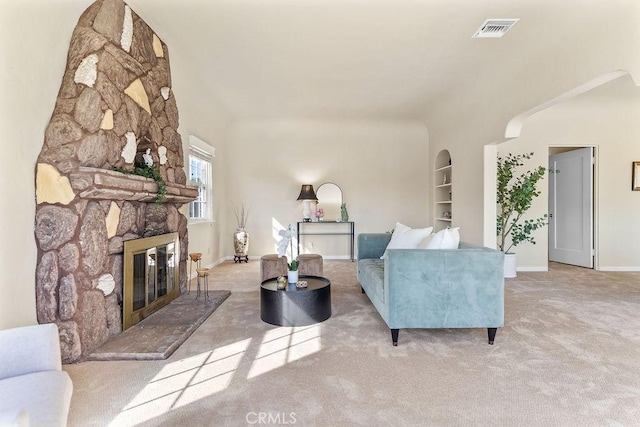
left=34, top=0, right=197, bottom=363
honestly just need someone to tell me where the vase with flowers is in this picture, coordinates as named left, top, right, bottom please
left=277, top=224, right=299, bottom=284
left=315, top=207, right=324, bottom=222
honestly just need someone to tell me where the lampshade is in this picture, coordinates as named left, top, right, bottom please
left=296, top=184, right=318, bottom=201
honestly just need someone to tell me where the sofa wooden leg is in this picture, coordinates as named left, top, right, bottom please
left=488, top=328, right=497, bottom=345
left=391, top=329, right=399, bottom=346
left=361, top=286, right=365, bottom=294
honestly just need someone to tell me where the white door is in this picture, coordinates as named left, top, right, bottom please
left=548, top=147, right=594, bottom=268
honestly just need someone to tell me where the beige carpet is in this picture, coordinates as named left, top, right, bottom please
left=64, top=260, right=640, bottom=426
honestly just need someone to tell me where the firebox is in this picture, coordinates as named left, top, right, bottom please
left=123, top=233, right=180, bottom=330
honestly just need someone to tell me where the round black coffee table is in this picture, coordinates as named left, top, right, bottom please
left=260, top=275, right=331, bottom=327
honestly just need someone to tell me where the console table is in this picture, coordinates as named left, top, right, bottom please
left=297, top=221, right=355, bottom=261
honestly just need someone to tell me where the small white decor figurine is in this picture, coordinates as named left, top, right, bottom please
left=276, top=224, right=296, bottom=259
left=142, top=148, right=153, bottom=167
left=277, top=224, right=299, bottom=283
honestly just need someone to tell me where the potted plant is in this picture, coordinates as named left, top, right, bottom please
left=114, top=162, right=167, bottom=203
left=496, top=152, right=549, bottom=278
left=277, top=224, right=299, bottom=284
left=287, top=259, right=299, bottom=284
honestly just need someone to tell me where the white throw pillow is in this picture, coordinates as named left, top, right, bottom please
left=381, top=223, right=433, bottom=259
left=417, top=233, right=435, bottom=249
left=425, top=227, right=460, bottom=249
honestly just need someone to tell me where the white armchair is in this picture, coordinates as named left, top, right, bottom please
left=0, top=324, right=73, bottom=426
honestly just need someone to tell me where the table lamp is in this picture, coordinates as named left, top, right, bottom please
left=297, top=184, right=317, bottom=222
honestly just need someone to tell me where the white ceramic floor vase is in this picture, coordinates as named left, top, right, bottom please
left=233, top=229, right=249, bottom=256
left=504, top=253, right=517, bottom=278
left=288, top=270, right=299, bottom=284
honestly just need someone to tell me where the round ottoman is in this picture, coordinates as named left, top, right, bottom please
left=260, top=254, right=288, bottom=282
left=298, top=254, right=323, bottom=277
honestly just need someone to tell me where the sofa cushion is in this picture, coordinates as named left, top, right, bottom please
left=381, top=223, right=433, bottom=259
left=0, top=371, right=73, bottom=427
left=0, top=409, right=29, bottom=427
left=358, top=259, right=385, bottom=302
left=425, top=227, right=460, bottom=249
left=0, top=324, right=62, bottom=381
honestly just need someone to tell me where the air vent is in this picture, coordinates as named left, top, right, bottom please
left=472, top=19, right=519, bottom=38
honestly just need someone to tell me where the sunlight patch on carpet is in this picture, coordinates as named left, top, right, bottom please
left=109, top=338, right=251, bottom=426
left=247, top=325, right=321, bottom=379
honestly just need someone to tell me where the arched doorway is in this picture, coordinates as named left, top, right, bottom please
left=485, top=71, right=640, bottom=272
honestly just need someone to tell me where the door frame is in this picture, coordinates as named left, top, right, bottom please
left=548, top=145, right=599, bottom=270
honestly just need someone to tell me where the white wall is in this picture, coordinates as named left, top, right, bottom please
left=498, top=74, right=640, bottom=270
left=226, top=120, right=430, bottom=258
left=0, top=1, right=95, bottom=330
left=168, top=48, right=233, bottom=271
left=425, top=0, right=640, bottom=249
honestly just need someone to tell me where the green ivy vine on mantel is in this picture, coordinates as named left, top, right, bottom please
left=114, top=164, right=167, bottom=202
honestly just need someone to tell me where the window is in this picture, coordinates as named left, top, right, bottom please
left=188, top=140, right=214, bottom=221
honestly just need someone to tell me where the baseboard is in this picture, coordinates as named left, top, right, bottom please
left=222, top=255, right=351, bottom=261
left=188, top=261, right=640, bottom=279
left=212, top=257, right=228, bottom=267
left=188, top=257, right=227, bottom=280
left=516, top=267, right=548, bottom=272
left=319, top=255, right=352, bottom=260
left=517, top=266, right=640, bottom=272
left=598, top=266, right=640, bottom=272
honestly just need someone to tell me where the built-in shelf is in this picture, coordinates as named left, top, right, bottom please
left=434, top=150, right=453, bottom=230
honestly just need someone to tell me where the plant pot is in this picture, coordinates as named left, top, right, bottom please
left=287, top=270, right=299, bottom=284
left=504, top=253, right=517, bottom=278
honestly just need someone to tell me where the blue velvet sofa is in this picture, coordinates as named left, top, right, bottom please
left=357, top=233, right=505, bottom=346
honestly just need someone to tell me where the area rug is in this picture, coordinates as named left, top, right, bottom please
left=86, top=290, right=230, bottom=361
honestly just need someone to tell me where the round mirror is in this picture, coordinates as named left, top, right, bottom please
left=316, top=183, right=343, bottom=221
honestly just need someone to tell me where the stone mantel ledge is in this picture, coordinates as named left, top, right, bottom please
left=69, top=167, right=198, bottom=204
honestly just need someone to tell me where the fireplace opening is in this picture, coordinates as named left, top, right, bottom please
left=124, top=233, right=180, bottom=330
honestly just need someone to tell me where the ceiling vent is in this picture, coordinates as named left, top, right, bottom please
left=472, top=19, right=519, bottom=38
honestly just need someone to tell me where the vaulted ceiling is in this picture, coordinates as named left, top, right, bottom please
left=127, top=0, right=640, bottom=121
